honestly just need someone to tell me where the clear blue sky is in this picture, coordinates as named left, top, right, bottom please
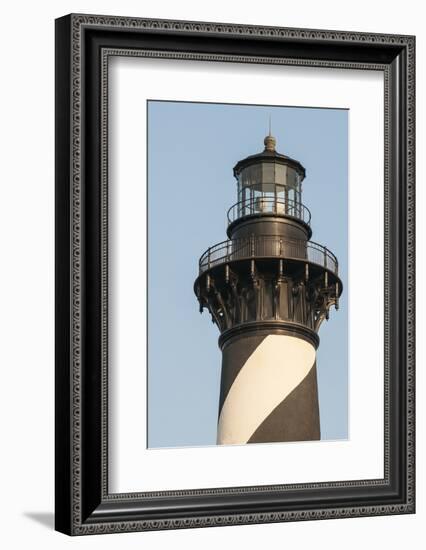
left=147, top=100, right=348, bottom=448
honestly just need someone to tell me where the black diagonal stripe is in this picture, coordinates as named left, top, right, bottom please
left=247, top=362, right=320, bottom=443
left=218, top=333, right=267, bottom=416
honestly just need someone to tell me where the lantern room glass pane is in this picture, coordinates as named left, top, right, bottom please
left=276, top=163, right=286, bottom=186
left=276, top=185, right=285, bottom=199
left=255, top=182, right=275, bottom=194
left=261, top=162, right=275, bottom=184
left=240, top=164, right=262, bottom=188
left=286, top=167, right=298, bottom=189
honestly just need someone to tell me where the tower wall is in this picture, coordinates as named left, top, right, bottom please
left=217, top=333, right=320, bottom=444
left=228, top=216, right=311, bottom=241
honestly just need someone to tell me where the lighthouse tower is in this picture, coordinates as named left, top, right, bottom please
left=194, top=133, right=342, bottom=445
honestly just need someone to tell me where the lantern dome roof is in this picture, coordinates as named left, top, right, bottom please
left=233, top=134, right=306, bottom=179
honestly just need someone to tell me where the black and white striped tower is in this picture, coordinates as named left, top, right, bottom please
left=194, top=133, right=343, bottom=445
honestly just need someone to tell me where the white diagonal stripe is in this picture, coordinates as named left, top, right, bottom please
left=217, top=334, right=316, bottom=445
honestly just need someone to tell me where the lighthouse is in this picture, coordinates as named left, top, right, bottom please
left=194, top=133, right=342, bottom=445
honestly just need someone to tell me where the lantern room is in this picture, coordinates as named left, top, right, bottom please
left=232, top=134, right=306, bottom=219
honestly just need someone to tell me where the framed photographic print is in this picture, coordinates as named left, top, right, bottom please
left=55, top=14, right=415, bottom=535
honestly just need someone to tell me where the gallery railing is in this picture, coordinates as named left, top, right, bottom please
left=199, top=235, right=338, bottom=275
left=227, top=197, right=311, bottom=225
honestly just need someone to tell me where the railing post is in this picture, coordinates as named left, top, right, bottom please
left=323, top=246, right=327, bottom=268
left=226, top=240, right=230, bottom=261
left=208, top=247, right=211, bottom=269
left=250, top=234, right=255, bottom=257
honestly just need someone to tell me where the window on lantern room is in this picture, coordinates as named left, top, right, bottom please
left=275, top=163, right=286, bottom=186
left=239, top=164, right=262, bottom=189
left=259, top=182, right=276, bottom=196
left=276, top=185, right=285, bottom=199
left=261, top=161, right=275, bottom=184
left=286, top=167, right=299, bottom=190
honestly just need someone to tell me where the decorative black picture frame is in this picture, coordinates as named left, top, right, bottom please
left=55, top=14, right=415, bottom=535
